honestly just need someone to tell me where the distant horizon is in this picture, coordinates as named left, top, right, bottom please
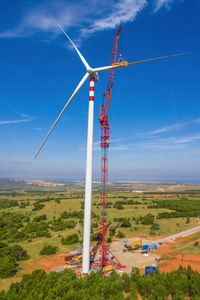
left=1, top=177, right=200, bottom=185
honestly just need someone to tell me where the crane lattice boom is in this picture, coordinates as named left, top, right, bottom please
left=98, top=26, right=125, bottom=270
left=99, top=25, right=122, bottom=125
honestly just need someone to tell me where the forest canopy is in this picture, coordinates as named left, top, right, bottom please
left=0, top=266, right=200, bottom=299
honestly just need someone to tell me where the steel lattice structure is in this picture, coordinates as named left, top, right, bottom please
left=98, top=26, right=124, bottom=269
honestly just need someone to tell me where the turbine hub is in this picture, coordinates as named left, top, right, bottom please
left=87, top=68, right=99, bottom=81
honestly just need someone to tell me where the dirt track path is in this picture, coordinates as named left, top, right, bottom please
left=156, top=225, right=200, bottom=244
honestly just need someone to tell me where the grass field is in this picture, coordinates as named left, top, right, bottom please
left=0, top=183, right=200, bottom=291
left=170, top=232, right=200, bottom=255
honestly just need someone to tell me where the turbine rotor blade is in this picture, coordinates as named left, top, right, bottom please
left=93, top=52, right=192, bottom=73
left=127, top=51, right=192, bottom=67
left=34, top=72, right=89, bottom=159
left=56, top=21, right=90, bottom=70
left=93, top=65, right=118, bottom=72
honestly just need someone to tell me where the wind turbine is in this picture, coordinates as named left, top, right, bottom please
left=34, top=23, right=190, bottom=274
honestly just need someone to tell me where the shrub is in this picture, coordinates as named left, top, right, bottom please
left=0, top=242, right=8, bottom=248
left=186, top=216, right=190, bottom=223
left=140, top=214, right=155, bottom=225
left=115, top=203, right=124, bottom=210
left=107, top=237, right=111, bottom=243
left=20, top=222, right=50, bottom=240
left=61, top=234, right=79, bottom=245
left=91, top=233, right=99, bottom=241
left=0, top=199, right=18, bottom=209
left=121, top=219, right=131, bottom=228
left=33, top=214, right=47, bottom=222
left=109, top=227, right=116, bottom=237
left=50, top=219, right=76, bottom=231
left=40, top=245, right=58, bottom=255
left=0, top=256, right=18, bottom=278
left=32, top=202, right=45, bottom=211
left=150, top=223, right=160, bottom=231
left=0, top=245, right=29, bottom=261
left=60, top=211, right=69, bottom=219
left=117, top=231, right=125, bottom=238
left=149, top=230, right=156, bottom=236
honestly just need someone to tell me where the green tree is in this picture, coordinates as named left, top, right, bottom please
left=150, top=223, right=160, bottom=230
left=61, top=234, right=79, bottom=245
left=0, top=256, right=18, bottom=278
left=40, top=245, right=58, bottom=255
left=140, top=213, right=154, bottom=225
left=121, top=219, right=131, bottom=227
left=0, top=245, right=29, bottom=261
left=117, top=231, right=125, bottom=238
left=115, top=203, right=124, bottom=210
left=186, top=216, right=190, bottom=223
left=33, top=214, right=47, bottom=222
left=32, top=202, right=45, bottom=211
left=0, top=242, right=8, bottom=248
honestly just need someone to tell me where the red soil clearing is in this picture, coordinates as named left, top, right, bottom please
left=155, top=237, right=200, bottom=273
left=27, top=253, right=66, bottom=274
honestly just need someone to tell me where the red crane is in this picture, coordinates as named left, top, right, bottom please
left=98, top=25, right=125, bottom=270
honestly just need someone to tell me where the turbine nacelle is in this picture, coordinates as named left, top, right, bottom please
left=92, top=72, right=99, bottom=82
left=84, top=66, right=99, bottom=81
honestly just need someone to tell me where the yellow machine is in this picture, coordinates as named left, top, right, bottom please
left=104, top=265, right=113, bottom=273
left=72, top=254, right=82, bottom=262
left=124, top=239, right=142, bottom=252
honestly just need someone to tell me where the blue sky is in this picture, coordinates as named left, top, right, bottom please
left=0, top=0, right=200, bottom=181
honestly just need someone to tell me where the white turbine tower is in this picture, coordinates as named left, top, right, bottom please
left=34, top=23, right=190, bottom=274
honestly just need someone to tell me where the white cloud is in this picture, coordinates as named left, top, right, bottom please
left=134, top=141, right=185, bottom=150
left=0, top=108, right=34, bottom=125
left=132, top=134, right=200, bottom=150
left=101, top=131, right=200, bottom=152
left=82, top=0, right=147, bottom=35
left=175, top=135, right=200, bottom=144
left=0, top=2, right=80, bottom=38
left=0, top=0, right=147, bottom=40
left=150, top=118, right=200, bottom=135
left=154, top=0, right=173, bottom=12
left=0, top=0, right=184, bottom=42
left=0, top=119, right=32, bottom=125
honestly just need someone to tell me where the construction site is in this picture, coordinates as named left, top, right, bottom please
left=44, top=223, right=198, bottom=276
left=61, top=237, right=158, bottom=275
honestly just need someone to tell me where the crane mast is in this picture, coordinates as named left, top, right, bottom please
left=98, top=26, right=122, bottom=269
